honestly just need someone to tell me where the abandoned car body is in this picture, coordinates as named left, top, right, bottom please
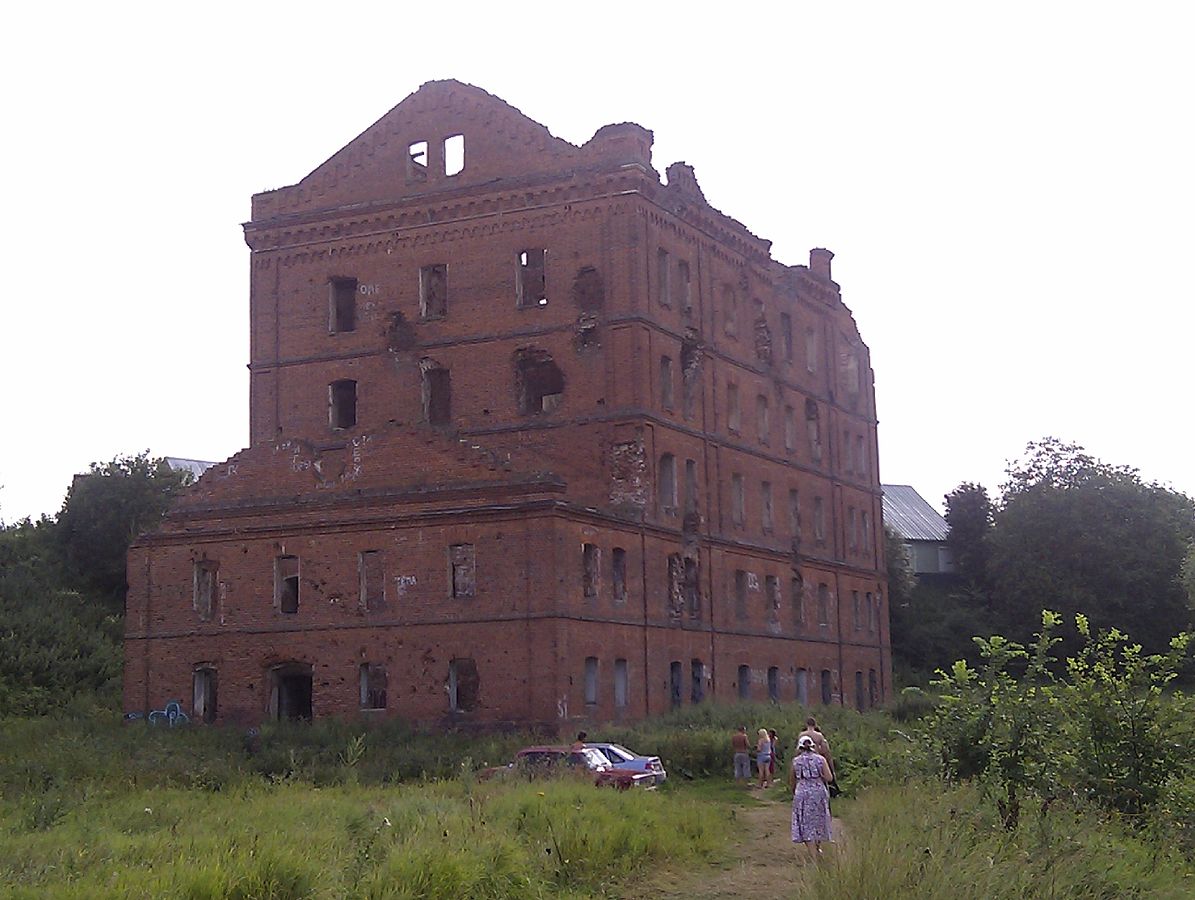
left=122, top=80, right=890, bottom=729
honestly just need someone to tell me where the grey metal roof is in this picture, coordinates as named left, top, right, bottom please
left=165, top=457, right=218, bottom=479
left=881, top=484, right=950, bottom=542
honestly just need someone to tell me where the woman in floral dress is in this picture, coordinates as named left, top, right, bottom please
left=789, top=734, right=833, bottom=857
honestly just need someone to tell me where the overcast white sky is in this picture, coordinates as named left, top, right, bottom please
left=2, top=2, right=1192, bottom=523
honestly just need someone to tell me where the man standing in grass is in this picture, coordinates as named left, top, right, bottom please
left=732, top=725, right=751, bottom=783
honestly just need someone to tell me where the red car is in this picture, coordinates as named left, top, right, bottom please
left=479, top=746, right=655, bottom=789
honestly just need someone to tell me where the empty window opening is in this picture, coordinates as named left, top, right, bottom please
left=869, top=669, right=879, bottom=708
left=571, top=266, right=604, bottom=310
left=805, top=399, right=822, bottom=462
left=275, top=555, right=299, bottom=614
left=792, top=575, right=805, bottom=628
left=788, top=489, right=801, bottom=539
left=517, top=249, right=548, bottom=308
left=677, top=260, right=692, bottom=312
left=868, top=592, right=877, bottom=633
left=448, top=657, right=480, bottom=712
left=330, top=379, right=357, bottom=429
left=582, top=543, right=600, bottom=602
left=820, top=669, right=833, bottom=705
left=731, top=473, right=745, bottom=527
left=419, top=263, right=448, bottom=318
left=584, top=657, right=599, bottom=705
left=419, top=361, right=452, bottom=427
left=449, top=543, right=476, bottom=599
left=738, top=664, right=751, bottom=700
left=443, top=133, right=465, bottom=176
left=658, top=453, right=677, bottom=514
left=359, top=550, right=385, bottom=612
left=612, top=547, right=627, bottom=605
left=727, top=382, right=740, bottom=432
left=784, top=405, right=796, bottom=452
left=684, top=459, right=698, bottom=517
left=862, top=511, right=872, bottom=554
left=813, top=496, right=826, bottom=544
left=667, top=553, right=684, bottom=619
left=329, top=277, right=357, bottom=333
left=408, top=140, right=428, bottom=182
left=848, top=507, right=859, bottom=552
left=722, top=283, right=738, bottom=337
left=684, top=556, right=700, bottom=617
left=768, top=666, right=780, bottom=703
left=670, top=660, right=683, bottom=709
left=855, top=671, right=866, bottom=712
left=796, top=668, right=809, bottom=705
left=657, top=248, right=671, bottom=307
left=805, top=327, right=818, bottom=373
left=614, top=658, right=629, bottom=708
left=761, top=481, right=774, bottom=533
left=192, top=667, right=217, bottom=724
left=515, top=349, right=565, bottom=413
left=734, top=569, right=748, bottom=620
left=853, top=590, right=862, bottom=630
left=817, top=583, right=830, bottom=626
left=659, top=356, right=674, bottom=409
left=193, top=560, right=217, bottom=621
left=691, top=659, right=705, bottom=703
left=360, top=663, right=388, bottom=710
left=780, top=312, right=793, bottom=361
left=756, top=395, right=769, bottom=444
left=843, top=429, right=853, bottom=474
left=766, top=574, right=781, bottom=624
left=681, top=335, right=701, bottom=419
left=271, top=663, right=313, bottom=721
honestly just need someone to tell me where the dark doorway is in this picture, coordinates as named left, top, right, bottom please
left=271, top=664, right=313, bottom=721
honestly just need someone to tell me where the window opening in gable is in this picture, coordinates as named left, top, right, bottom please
left=408, top=141, right=429, bottom=182
left=444, top=134, right=465, bottom=176
left=330, top=379, right=357, bottom=429
left=421, top=360, right=452, bottom=427
left=517, top=249, right=547, bottom=308
left=612, top=547, right=627, bottom=605
left=359, top=550, right=385, bottom=612
left=691, top=658, right=705, bottom=703
left=192, top=667, right=217, bottom=724
left=448, top=657, right=479, bottom=712
left=193, top=560, right=217, bottom=621
left=419, top=263, right=448, bottom=318
left=584, top=657, right=599, bottom=705
left=656, top=248, right=671, bottom=307
left=329, top=277, right=357, bottom=333
left=738, top=664, right=751, bottom=700
left=614, top=658, right=628, bottom=708
left=449, top=543, right=476, bottom=599
left=275, top=555, right=299, bottom=614
left=360, top=663, right=388, bottom=710
left=658, top=453, right=677, bottom=514
left=582, top=543, right=600, bottom=602
left=670, top=660, right=683, bottom=708
left=515, top=349, right=564, bottom=414
left=677, top=259, right=692, bottom=312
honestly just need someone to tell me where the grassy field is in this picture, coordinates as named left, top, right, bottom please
left=4, top=702, right=1195, bottom=898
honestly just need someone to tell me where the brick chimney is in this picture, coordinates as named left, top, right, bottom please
left=810, top=248, right=834, bottom=281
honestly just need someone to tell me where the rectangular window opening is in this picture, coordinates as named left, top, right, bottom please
left=761, top=481, right=774, bottom=533
left=193, top=667, right=217, bottom=724
left=766, top=574, right=780, bottom=623
left=444, top=133, right=465, bottom=176
left=727, top=382, right=740, bottom=432
left=330, top=277, right=357, bottom=333
left=193, top=560, right=217, bottom=621
left=448, top=657, right=479, bottom=712
left=419, top=263, right=448, bottom=318
left=421, top=363, right=452, bottom=427
left=731, top=473, right=745, bottom=527
left=275, top=555, right=300, bottom=614
left=738, top=664, right=751, bottom=700
left=670, top=660, right=683, bottom=709
left=582, top=543, right=600, bottom=602
left=657, top=248, right=671, bottom=307
left=612, top=547, right=627, bottom=605
left=449, top=543, right=476, bottom=599
left=517, top=249, right=547, bottom=308
left=768, top=666, right=780, bottom=702
left=691, top=659, right=705, bottom=703
left=360, top=663, right=388, bottom=710
left=780, top=312, right=793, bottom=361
left=660, top=356, right=674, bottom=409
left=734, top=569, right=748, bottom=620
left=408, top=140, right=428, bottom=182
left=330, top=379, right=357, bottom=429
left=756, top=395, right=769, bottom=444
left=584, top=657, right=599, bottom=705
left=658, top=453, right=677, bottom=514
left=677, top=260, right=692, bottom=312
left=614, top=658, right=629, bottom=708
left=359, top=550, right=385, bottom=612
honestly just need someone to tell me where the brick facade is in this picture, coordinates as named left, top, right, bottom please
left=123, top=80, right=890, bottom=729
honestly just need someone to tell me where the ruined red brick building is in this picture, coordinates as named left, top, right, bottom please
left=123, top=80, right=890, bottom=728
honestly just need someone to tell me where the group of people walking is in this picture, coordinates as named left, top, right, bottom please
left=733, top=717, right=836, bottom=859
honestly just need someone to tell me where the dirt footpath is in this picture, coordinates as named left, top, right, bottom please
left=631, top=793, right=844, bottom=900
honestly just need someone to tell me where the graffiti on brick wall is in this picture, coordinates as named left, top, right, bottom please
left=148, top=700, right=190, bottom=727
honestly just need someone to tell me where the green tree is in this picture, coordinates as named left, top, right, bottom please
left=944, top=482, right=994, bottom=593
left=54, top=452, right=191, bottom=607
left=988, top=438, right=1195, bottom=652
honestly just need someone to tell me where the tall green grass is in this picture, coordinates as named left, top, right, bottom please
left=797, top=782, right=1195, bottom=899
left=0, top=778, right=726, bottom=898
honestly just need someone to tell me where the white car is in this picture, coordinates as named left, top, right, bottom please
left=585, top=742, right=667, bottom=785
